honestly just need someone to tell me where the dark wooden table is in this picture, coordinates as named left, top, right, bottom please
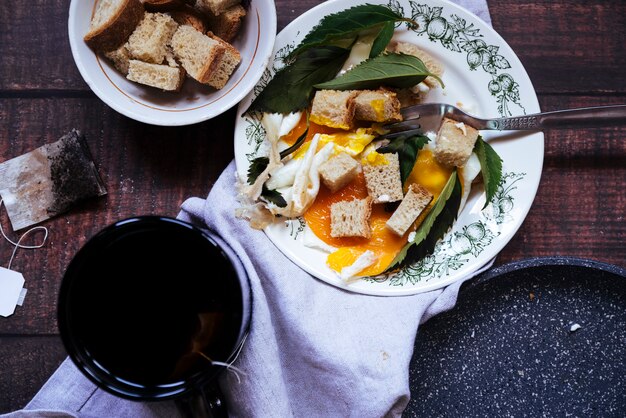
left=1, top=0, right=625, bottom=413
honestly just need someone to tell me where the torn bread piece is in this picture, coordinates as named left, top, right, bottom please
left=362, top=153, right=403, bottom=203
left=84, top=0, right=144, bottom=52
left=104, top=43, right=131, bottom=75
left=126, top=60, right=186, bottom=91
left=330, top=197, right=373, bottom=239
left=434, top=118, right=480, bottom=167
left=354, top=90, right=402, bottom=123
left=309, top=90, right=358, bottom=130
left=318, top=152, right=360, bottom=193
left=170, top=6, right=208, bottom=33
left=127, top=12, right=179, bottom=64
left=339, top=250, right=377, bottom=280
left=205, top=4, right=246, bottom=42
left=386, top=183, right=433, bottom=236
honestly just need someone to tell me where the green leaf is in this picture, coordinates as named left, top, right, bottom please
left=473, top=136, right=503, bottom=209
left=378, top=134, right=430, bottom=185
left=386, top=171, right=462, bottom=271
left=369, top=21, right=395, bottom=58
left=246, top=128, right=309, bottom=185
left=246, top=46, right=350, bottom=114
left=289, top=4, right=411, bottom=58
left=314, top=53, right=443, bottom=91
left=247, top=156, right=269, bottom=185
left=261, top=186, right=287, bottom=207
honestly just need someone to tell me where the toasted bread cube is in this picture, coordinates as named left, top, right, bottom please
left=309, top=90, right=358, bottom=130
left=205, top=4, right=246, bottom=42
left=196, top=0, right=241, bottom=16
left=318, top=152, right=360, bottom=193
left=127, top=60, right=185, bottom=91
left=104, top=43, right=131, bottom=75
left=127, top=12, right=179, bottom=64
left=170, top=25, right=226, bottom=87
left=386, top=184, right=433, bottom=236
left=84, top=0, right=144, bottom=52
left=170, top=6, right=209, bottom=33
left=143, top=0, right=185, bottom=12
left=434, top=118, right=479, bottom=167
left=205, top=33, right=242, bottom=89
left=354, top=90, right=402, bottom=123
left=362, top=153, right=404, bottom=204
left=330, top=198, right=373, bottom=239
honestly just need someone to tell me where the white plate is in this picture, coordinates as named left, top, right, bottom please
left=234, top=0, right=544, bottom=296
left=68, top=0, right=276, bottom=126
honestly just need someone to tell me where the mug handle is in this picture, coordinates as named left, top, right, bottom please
left=175, top=382, right=228, bottom=418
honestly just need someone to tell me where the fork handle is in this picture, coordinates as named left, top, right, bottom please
left=485, top=105, right=626, bottom=130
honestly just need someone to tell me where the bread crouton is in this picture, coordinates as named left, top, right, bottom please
left=126, top=59, right=185, bottom=91
left=205, top=32, right=242, bottom=89
left=143, top=0, right=185, bottom=12
left=104, top=43, right=131, bottom=75
left=386, top=184, right=433, bottom=236
left=354, top=90, right=402, bottom=123
left=434, top=118, right=479, bottom=167
left=310, top=90, right=358, bottom=130
left=330, top=198, right=373, bottom=239
left=205, top=4, right=246, bottom=42
left=318, top=152, right=360, bottom=193
left=362, top=153, right=404, bottom=204
left=170, top=6, right=208, bottom=33
left=195, top=0, right=241, bottom=16
left=84, top=0, right=144, bottom=52
left=170, top=25, right=226, bottom=87
left=127, top=12, right=178, bottom=64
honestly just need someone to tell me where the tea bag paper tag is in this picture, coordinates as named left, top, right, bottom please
left=0, top=266, right=26, bottom=317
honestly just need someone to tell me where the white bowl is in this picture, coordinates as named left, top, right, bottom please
left=68, top=0, right=276, bottom=126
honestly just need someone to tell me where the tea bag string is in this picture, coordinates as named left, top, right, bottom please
left=0, top=199, right=49, bottom=270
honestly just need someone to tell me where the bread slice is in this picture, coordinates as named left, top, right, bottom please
left=127, top=59, right=185, bottom=91
left=386, top=183, right=433, bottom=236
left=195, top=0, right=241, bottom=16
left=84, top=0, right=144, bottom=52
left=362, top=152, right=404, bottom=203
left=330, top=198, right=373, bottom=239
left=143, top=0, right=185, bottom=12
left=170, top=6, right=208, bottom=33
left=318, top=152, right=360, bottom=193
left=206, top=33, right=242, bottom=89
left=104, top=43, right=131, bottom=74
left=354, top=89, right=402, bottom=123
left=434, top=118, right=479, bottom=167
left=205, top=4, right=246, bottom=42
left=309, top=90, right=358, bottom=130
left=127, top=12, right=178, bottom=64
left=170, top=25, right=227, bottom=87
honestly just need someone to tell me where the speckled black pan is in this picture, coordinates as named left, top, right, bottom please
left=404, top=257, right=626, bottom=417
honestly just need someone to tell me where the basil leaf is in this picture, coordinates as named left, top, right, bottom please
left=473, top=136, right=503, bottom=209
left=246, top=46, right=350, bottom=114
left=246, top=128, right=309, bottom=185
left=314, top=53, right=443, bottom=91
left=369, top=21, right=395, bottom=58
left=289, top=4, right=411, bottom=58
left=378, top=134, right=430, bottom=185
left=386, top=171, right=462, bottom=271
left=261, top=186, right=287, bottom=207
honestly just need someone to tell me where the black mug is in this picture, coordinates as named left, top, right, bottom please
left=58, top=216, right=251, bottom=417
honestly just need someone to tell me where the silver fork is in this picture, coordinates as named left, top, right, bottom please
left=381, top=103, right=626, bottom=139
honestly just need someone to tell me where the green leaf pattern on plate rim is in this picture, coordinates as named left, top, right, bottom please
left=242, top=1, right=531, bottom=286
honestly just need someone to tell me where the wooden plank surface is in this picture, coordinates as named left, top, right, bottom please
left=1, top=0, right=625, bottom=413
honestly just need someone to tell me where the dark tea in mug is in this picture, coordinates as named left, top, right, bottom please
left=58, top=217, right=250, bottom=401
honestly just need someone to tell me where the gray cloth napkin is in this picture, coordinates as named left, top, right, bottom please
left=5, top=2, right=492, bottom=417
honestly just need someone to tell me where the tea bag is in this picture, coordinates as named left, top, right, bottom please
left=0, top=130, right=107, bottom=230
